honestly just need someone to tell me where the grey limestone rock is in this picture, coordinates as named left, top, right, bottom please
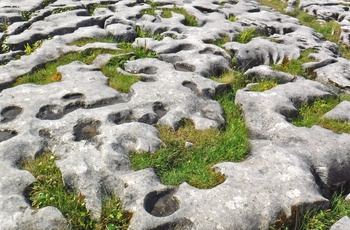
left=244, top=65, right=296, bottom=83
left=1, top=0, right=350, bottom=229
left=330, top=216, right=350, bottom=230
left=323, top=101, right=350, bottom=122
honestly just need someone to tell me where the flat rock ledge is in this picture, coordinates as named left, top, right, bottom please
left=1, top=0, right=350, bottom=229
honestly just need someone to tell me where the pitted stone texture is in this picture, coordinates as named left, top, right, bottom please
left=1, top=0, right=350, bottom=229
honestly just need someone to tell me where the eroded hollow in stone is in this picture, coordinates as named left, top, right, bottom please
left=61, top=92, right=85, bottom=100
left=144, top=188, right=180, bottom=217
left=153, top=102, right=168, bottom=118
left=175, top=63, right=196, bottom=72
left=36, top=104, right=64, bottom=120
left=152, top=218, right=194, bottom=230
left=182, top=81, right=200, bottom=95
left=0, top=129, right=18, bottom=142
left=1, top=106, right=22, bottom=123
left=73, top=119, right=101, bottom=141
left=108, top=110, right=133, bottom=125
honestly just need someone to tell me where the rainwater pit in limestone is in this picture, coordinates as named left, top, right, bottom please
left=144, top=188, right=180, bottom=217
left=73, top=119, right=101, bottom=141
left=0, top=106, right=22, bottom=123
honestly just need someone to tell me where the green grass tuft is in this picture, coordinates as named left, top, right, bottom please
left=21, top=152, right=131, bottom=229
left=236, top=28, right=259, bottom=43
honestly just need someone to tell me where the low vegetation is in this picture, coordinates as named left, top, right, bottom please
left=272, top=49, right=316, bottom=78
left=21, top=152, right=131, bottom=229
left=248, top=79, right=278, bottom=92
left=14, top=48, right=120, bottom=86
left=292, top=95, right=350, bottom=134
left=235, top=28, right=260, bottom=43
left=271, top=191, right=350, bottom=229
left=14, top=38, right=158, bottom=93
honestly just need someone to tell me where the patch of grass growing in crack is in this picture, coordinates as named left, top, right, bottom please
left=236, top=28, right=260, bottom=43
left=272, top=48, right=316, bottom=77
left=14, top=38, right=158, bottom=93
left=248, top=79, right=278, bottom=92
left=300, top=192, right=350, bottom=230
left=21, top=152, right=131, bottom=229
left=101, top=55, right=141, bottom=93
left=14, top=48, right=120, bottom=86
left=292, top=94, right=350, bottom=134
left=130, top=71, right=250, bottom=189
left=271, top=191, right=350, bottom=229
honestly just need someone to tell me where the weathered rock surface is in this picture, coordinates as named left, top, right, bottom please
left=0, top=0, right=350, bottom=229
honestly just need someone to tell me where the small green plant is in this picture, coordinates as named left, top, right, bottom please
left=21, top=11, right=32, bottom=21
left=130, top=71, right=250, bottom=189
left=228, top=15, right=238, bottom=22
left=236, top=28, right=259, bottom=43
left=24, top=43, right=32, bottom=55
left=292, top=95, right=350, bottom=134
left=212, top=35, right=231, bottom=47
left=248, top=79, right=278, bottom=92
left=21, top=152, right=131, bottom=229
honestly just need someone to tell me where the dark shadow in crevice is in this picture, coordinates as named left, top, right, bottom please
left=144, top=187, right=180, bottom=217
left=0, top=129, right=18, bottom=142
left=73, top=119, right=101, bottom=142
left=1, top=106, right=22, bottom=123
